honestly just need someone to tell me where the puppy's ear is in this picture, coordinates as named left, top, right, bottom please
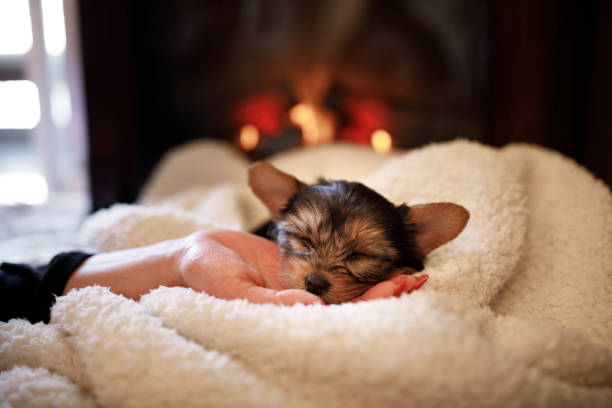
left=249, top=162, right=305, bottom=219
left=403, top=203, right=470, bottom=254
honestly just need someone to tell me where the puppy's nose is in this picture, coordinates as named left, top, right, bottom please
left=305, top=274, right=330, bottom=296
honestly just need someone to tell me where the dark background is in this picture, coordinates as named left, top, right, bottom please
left=78, top=0, right=611, bottom=211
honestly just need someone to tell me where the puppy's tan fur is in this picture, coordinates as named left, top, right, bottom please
left=249, top=162, right=469, bottom=304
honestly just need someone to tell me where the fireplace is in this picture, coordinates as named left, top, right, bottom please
left=143, top=0, right=488, bottom=158
left=79, top=1, right=611, bottom=210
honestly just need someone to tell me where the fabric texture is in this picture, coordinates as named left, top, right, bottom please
left=0, top=252, right=92, bottom=323
left=1, top=140, right=611, bottom=407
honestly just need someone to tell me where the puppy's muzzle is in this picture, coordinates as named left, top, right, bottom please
left=305, top=274, right=330, bottom=296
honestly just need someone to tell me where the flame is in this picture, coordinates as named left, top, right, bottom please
left=289, top=103, right=312, bottom=126
left=290, top=102, right=334, bottom=145
left=371, top=129, right=392, bottom=153
left=289, top=103, right=317, bottom=144
left=239, top=124, right=259, bottom=151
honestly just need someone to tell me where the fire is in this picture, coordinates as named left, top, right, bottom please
left=371, top=129, right=392, bottom=153
left=289, top=103, right=313, bottom=129
left=239, top=124, right=259, bottom=151
left=289, top=102, right=334, bottom=146
left=233, top=92, right=286, bottom=135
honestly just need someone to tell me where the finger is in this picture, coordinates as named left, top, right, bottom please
left=353, top=275, right=419, bottom=302
left=207, top=273, right=281, bottom=304
left=200, top=230, right=284, bottom=290
left=236, top=285, right=285, bottom=305
left=238, top=287, right=322, bottom=306
left=217, top=277, right=322, bottom=306
left=411, top=274, right=429, bottom=291
left=352, top=277, right=409, bottom=302
left=275, top=289, right=323, bottom=306
left=203, top=230, right=280, bottom=270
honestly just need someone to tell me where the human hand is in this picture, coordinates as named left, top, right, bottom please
left=177, top=230, right=324, bottom=305
left=352, top=273, right=429, bottom=303
left=65, top=229, right=427, bottom=304
left=177, top=230, right=428, bottom=305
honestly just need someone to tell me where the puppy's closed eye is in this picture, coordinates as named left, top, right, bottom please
left=249, top=162, right=470, bottom=304
left=346, top=251, right=368, bottom=261
left=330, top=265, right=353, bottom=276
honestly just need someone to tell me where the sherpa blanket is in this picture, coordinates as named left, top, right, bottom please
left=1, top=140, right=611, bottom=408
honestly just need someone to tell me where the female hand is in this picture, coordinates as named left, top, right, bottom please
left=177, top=229, right=323, bottom=305
left=177, top=230, right=427, bottom=305
left=65, top=229, right=427, bottom=305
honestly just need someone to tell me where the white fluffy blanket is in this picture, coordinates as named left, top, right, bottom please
left=1, top=140, right=611, bottom=407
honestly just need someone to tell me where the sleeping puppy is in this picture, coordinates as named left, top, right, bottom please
left=249, top=162, right=469, bottom=304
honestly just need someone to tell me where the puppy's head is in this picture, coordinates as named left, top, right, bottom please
left=249, top=162, right=469, bottom=304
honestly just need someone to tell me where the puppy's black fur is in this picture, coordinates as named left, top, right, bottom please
left=249, top=162, right=469, bottom=304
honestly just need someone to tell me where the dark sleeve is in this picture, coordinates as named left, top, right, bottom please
left=0, top=252, right=93, bottom=324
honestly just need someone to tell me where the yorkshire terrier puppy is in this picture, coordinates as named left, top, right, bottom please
left=249, top=162, right=469, bottom=304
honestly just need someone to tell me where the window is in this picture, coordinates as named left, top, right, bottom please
left=0, top=0, right=88, bottom=213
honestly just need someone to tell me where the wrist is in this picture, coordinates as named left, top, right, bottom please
left=63, top=236, right=189, bottom=298
left=140, top=236, right=188, bottom=291
left=173, top=230, right=214, bottom=287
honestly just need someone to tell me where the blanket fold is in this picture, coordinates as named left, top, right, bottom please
left=2, top=140, right=611, bottom=407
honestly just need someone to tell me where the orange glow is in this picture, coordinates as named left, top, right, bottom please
left=289, top=102, right=334, bottom=145
left=290, top=103, right=317, bottom=144
left=289, top=103, right=312, bottom=126
left=233, top=92, right=286, bottom=135
left=239, top=124, right=259, bottom=151
left=371, top=129, right=392, bottom=153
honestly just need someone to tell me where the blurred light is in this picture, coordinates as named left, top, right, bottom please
left=50, top=82, right=72, bottom=127
left=290, top=102, right=334, bottom=145
left=289, top=103, right=310, bottom=124
left=339, top=124, right=372, bottom=145
left=371, top=129, right=392, bottom=153
left=0, top=81, right=41, bottom=129
left=0, top=0, right=33, bottom=55
left=0, top=173, right=48, bottom=205
left=41, top=0, right=67, bottom=56
left=290, top=103, right=317, bottom=145
left=234, top=92, right=286, bottom=135
left=344, top=97, right=391, bottom=129
left=239, top=124, right=259, bottom=151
